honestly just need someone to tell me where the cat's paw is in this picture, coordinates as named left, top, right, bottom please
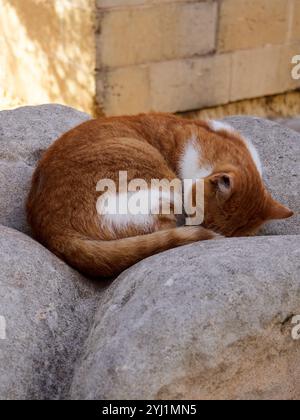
left=192, top=226, right=224, bottom=241
left=181, top=226, right=224, bottom=242
left=211, top=232, right=225, bottom=240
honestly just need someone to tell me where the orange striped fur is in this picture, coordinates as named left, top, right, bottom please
left=27, top=114, right=293, bottom=278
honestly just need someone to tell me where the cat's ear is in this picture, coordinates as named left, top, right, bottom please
left=209, top=172, right=235, bottom=200
left=266, top=199, right=294, bottom=220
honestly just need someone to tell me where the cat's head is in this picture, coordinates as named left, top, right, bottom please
left=180, top=121, right=293, bottom=237
left=202, top=167, right=293, bottom=237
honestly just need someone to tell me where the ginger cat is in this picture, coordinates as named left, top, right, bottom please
left=27, top=114, right=293, bottom=278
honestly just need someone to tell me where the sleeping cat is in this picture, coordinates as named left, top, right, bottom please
left=27, top=113, right=293, bottom=278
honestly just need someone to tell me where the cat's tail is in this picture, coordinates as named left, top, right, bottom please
left=51, top=226, right=220, bottom=278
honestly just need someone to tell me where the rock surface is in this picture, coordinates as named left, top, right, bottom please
left=224, top=116, right=300, bottom=236
left=0, top=226, right=103, bottom=400
left=0, top=105, right=299, bottom=400
left=274, top=117, right=300, bottom=134
left=71, top=235, right=300, bottom=400
left=0, top=108, right=298, bottom=237
left=0, top=105, right=90, bottom=234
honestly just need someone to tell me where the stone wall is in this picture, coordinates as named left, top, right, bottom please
left=0, top=0, right=300, bottom=116
left=97, top=0, right=300, bottom=115
left=0, top=0, right=96, bottom=114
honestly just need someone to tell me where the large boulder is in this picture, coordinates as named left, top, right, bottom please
left=0, top=105, right=90, bottom=234
left=0, top=226, right=104, bottom=400
left=0, top=106, right=299, bottom=400
left=0, top=107, right=298, bottom=237
left=0, top=109, right=298, bottom=237
left=224, top=116, right=300, bottom=236
left=70, top=235, right=300, bottom=400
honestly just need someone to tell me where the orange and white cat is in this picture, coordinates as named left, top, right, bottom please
left=27, top=114, right=293, bottom=278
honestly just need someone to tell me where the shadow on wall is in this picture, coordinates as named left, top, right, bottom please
left=0, top=0, right=96, bottom=113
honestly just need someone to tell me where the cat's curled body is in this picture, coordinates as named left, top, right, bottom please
left=27, top=114, right=293, bottom=278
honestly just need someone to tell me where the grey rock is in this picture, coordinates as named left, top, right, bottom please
left=0, top=104, right=90, bottom=166
left=0, top=108, right=298, bottom=237
left=0, top=105, right=90, bottom=234
left=224, top=116, right=300, bottom=236
left=0, top=161, right=33, bottom=235
left=274, top=117, right=300, bottom=134
left=71, top=235, right=300, bottom=400
left=0, top=226, right=104, bottom=400
left=0, top=106, right=299, bottom=400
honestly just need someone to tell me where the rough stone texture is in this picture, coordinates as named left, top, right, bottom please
left=1, top=0, right=300, bottom=116
left=70, top=236, right=300, bottom=400
left=231, top=47, right=277, bottom=102
left=97, top=1, right=217, bottom=68
left=0, top=0, right=96, bottom=114
left=292, top=0, right=300, bottom=42
left=0, top=105, right=299, bottom=400
left=218, top=0, right=289, bottom=52
left=97, top=0, right=185, bottom=7
left=0, top=226, right=104, bottom=400
left=98, top=43, right=300, bottom=115
left=224, top=116, right=300, bottom=236
left=95, top=0, right=300, bottom=115
left=275, top=117, right=300, bottom=133
left=0, top=104, right=90, bottom=233
left=98, top=65, right=151, bottom=116
left=230, top=44, right=300, bottom=102
left=99, top=54, right=232, bottom=115
left=150, top=54, right=231, bottom=114
left=184, top=92, right=300, bottom=122
left=0, top=161, right=33, bottom=235
left=280, top=44, right=300, bottom=92
left=0, top=104, right=90, bottom=167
